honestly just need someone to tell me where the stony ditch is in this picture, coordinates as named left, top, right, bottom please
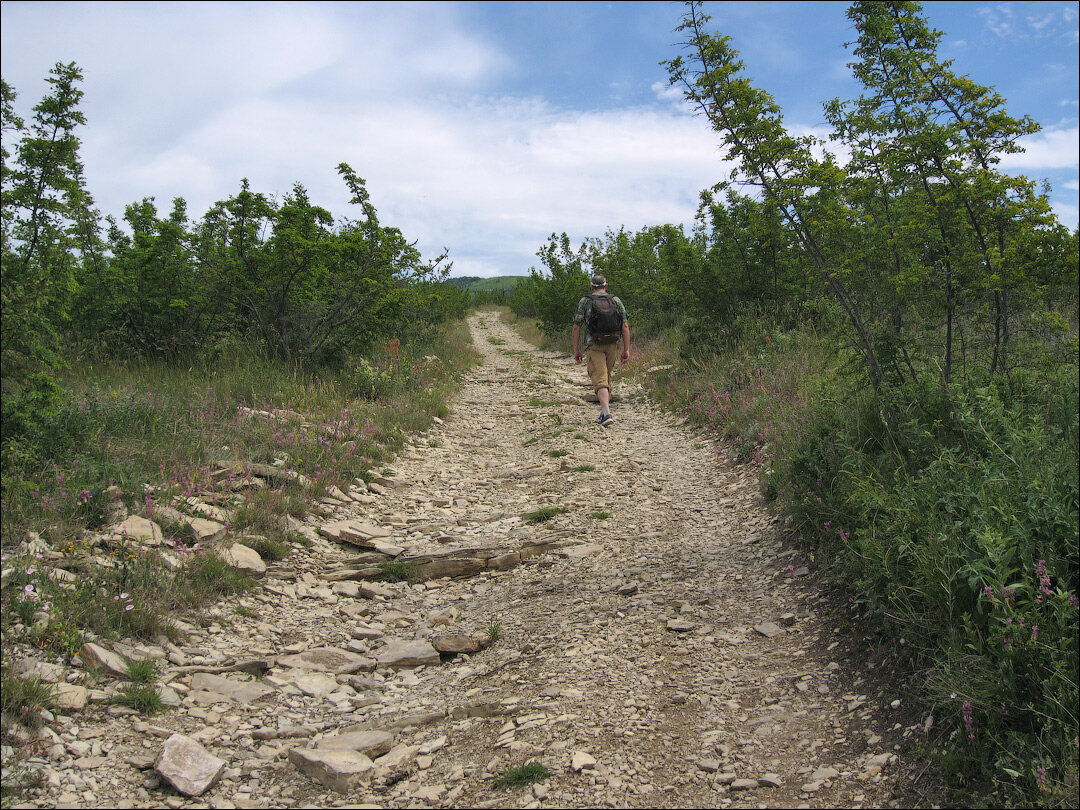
left=3, top=310, right=923, bottom=809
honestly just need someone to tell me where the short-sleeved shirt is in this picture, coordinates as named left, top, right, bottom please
left=574, top=293, right=629, bottom=349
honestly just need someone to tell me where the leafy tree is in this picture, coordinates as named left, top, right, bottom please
left=663, top=3, right=885, bottom=385
left=827, top=0, right=1058, bottom=383
left=1, top=63, right=99, bottom=381
left=513, top=233, right=591, bottom=335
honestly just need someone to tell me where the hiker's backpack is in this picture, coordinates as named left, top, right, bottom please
left=587, top=295, right=624, bottom=344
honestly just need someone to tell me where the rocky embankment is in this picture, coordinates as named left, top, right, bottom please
left=3, top=311, right=921, bottom=809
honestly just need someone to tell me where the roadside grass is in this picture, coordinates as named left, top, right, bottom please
left=547, top=450, right=569, bottom=458
left=589, top=511, right=611, bottom=520
left=527, top=395, right=560, bottom=408
left=1, top=322, right=476, bottom=668
left=0, top=665, right=55, bottom=730
left=573, top=464, right=596, bottom=472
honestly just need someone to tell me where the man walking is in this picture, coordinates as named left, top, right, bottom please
left=572, top=275, right=631, bottom=427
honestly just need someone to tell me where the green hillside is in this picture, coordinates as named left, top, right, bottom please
left=448, top=275, right=529, bottom=292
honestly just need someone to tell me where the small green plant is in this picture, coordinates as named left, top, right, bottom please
left=114, top=683, right=164, bottom=715
left=183, top=553, right=253, bottom=599
left=235, top=605, right=256, bottom=619
left=548, top=449, right=569, bottom=458
left=573, top=433, right=588, bottom=441
left=246, top=535, right=289, bottom=561
left=523, top=506, right=567, bottom=523
left=527, top=395, right=559, bottom=407
left=487, top=336, right=507, bottom=345
left=375, top=560, right=414, bottom=582
left=573, top=464, right=596, bottom=472
left=124, top=658, right=158, bottom=684
left=589, top=511, right=611, bottom=520
left=486, top=618, right=502, bottom=643
left=522, top=436, right=538, bottom=446
left=495, top=761, right=550, bottom=788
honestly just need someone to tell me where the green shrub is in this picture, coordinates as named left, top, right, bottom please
left=523, top=507, right=567, bottom=523
left=495, top=761, right=549, bottom=788
left=775, top=373, right=1079, bottom=799
left=375, top=561, right=414, bottom=582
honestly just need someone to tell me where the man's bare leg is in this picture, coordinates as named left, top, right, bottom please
left=598, top=386, right=610, bottom=416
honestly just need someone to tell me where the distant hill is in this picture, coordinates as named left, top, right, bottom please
left=447, top=275, right=529, bottom=292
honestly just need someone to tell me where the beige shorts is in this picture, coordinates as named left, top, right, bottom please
left=586, top=343, right=620, bottom=393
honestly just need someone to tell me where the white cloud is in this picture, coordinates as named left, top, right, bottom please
left=1064, top=180, right=1080, bottom=191
left=999, top=126, right=1080, bottom=169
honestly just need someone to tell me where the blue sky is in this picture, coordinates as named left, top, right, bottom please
left=2, top=1, right=1077, bottom=277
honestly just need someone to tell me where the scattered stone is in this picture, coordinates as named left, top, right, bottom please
left=154, top=734, right=226, bottom=797
left=753, top=622, right=783, bottom=638
left=697, top=759, right=720, bottom=773
left=758, top=773, right=783, bottom=788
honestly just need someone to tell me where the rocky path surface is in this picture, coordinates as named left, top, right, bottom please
left=10, top=311, right=915, bottom=809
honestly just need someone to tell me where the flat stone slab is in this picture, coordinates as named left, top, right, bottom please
left=560, top=543, right=604, bottom=559
left=276, top=647, right=373, bottom=675
left=316, top=730, right=394, bottom=758
left=753, top=622, right=784, bottom=638
left=56, top=683, right=88, bottom=710
left=190, top=672, right=273, bottom=704
left=288, top=747, right=375, bottom=793
left=375, top=640, right=441, bottom=669
left=155, top=734, right=226, bottom=797
left=294, top=673, right=340, bottom=698
left=432, top=633, right=483, bottom=654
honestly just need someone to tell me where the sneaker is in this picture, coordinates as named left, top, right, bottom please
left=597, top=413, right=615, bottom=428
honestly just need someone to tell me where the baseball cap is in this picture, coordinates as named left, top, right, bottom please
left=590, top=274, right=607, bottom=288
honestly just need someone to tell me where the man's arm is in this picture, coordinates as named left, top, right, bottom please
left=572, top=323, right=582, bottom=363
left=620, top=321, right=631, bottom=363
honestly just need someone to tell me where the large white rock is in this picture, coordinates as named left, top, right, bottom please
left=154, top=734, right=226, bottom=796
left=113, top=515, right=163, bottom=546
left=55, top=683, right=88, bottom=710
left=221, top=543, right=266, bottom=577
left=375, top=640, right=441, bottom=669
left=316, top=730, right=394, bottom=758
left=288, top=747, right=374, bottom=793
left=78, top=643, right=130, bottom=678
